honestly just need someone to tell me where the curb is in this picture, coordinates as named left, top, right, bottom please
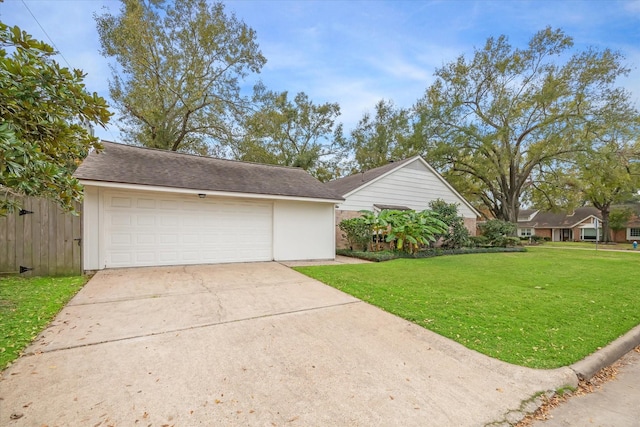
left=570, top=323, right=640, bottom=381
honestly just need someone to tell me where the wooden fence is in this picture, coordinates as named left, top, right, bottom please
left=0, top=197, right=82, bottom=277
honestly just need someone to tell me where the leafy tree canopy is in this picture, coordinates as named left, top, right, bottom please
left=0, top=22, right=111, bottom=214
left=414, top=27, right=635, bottom=223
left=95, top=0, right=266, bottom=154
left=235, top=88, right=347, bottom=181
left=349, top=99, right=416, bottom=172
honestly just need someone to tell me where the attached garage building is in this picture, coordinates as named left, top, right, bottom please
left=75, top=142, right=343, bottom=270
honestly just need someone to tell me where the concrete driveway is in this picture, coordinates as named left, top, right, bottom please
left=1, top=263, right=575, bottom=426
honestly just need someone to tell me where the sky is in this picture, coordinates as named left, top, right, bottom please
left=1, top=0, right=639, bottom=143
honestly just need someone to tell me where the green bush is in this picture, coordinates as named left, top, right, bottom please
left=480, top=219, right=517, bottom=247
left=339, top=217, right=371, bottom=251
left=531, top=235, right=545, bottom=243
left=428, top=199, right=470, bottom=249
left=337, top=247, right=526, bottom=262
left=469, top=235, right=489, bottom=247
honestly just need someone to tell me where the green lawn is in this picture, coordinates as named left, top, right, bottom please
left=0, top=275, right=87, bottom=370
left=295, top=247, right=640, bottom=369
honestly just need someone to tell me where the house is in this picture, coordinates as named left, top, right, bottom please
left=517, top=207, right=602, bottom=241
left=325, top=156, right=480, bottom=248
left=517, top=206, right=640, bottom=242
left=74, top=141, right=343, bottom=270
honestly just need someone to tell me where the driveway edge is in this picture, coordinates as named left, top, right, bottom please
left=570, top=323, right=640, bottom=381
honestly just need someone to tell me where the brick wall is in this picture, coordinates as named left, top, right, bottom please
left=335, top=210, right=364, bottom=249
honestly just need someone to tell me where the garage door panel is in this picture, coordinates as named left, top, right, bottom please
left=103, top=192, right=273, bottom=268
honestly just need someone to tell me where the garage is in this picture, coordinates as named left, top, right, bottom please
left=75, top=142, right=342, bottom=270
left=103, top=191, right=273, bottom=268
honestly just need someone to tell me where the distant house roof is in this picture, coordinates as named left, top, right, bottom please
left=75, top=141, right=343, bottom=202
left=325, top=157, right=416, bottom=196
left=518, top=207, right=601, bottom=228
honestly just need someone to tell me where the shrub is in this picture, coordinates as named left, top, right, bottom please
left=531, top=235, right=545, bottom=243
left=480, top=219, right=517, bottom=247
left=469, top=235, right=489, bottom=247
left=339, top=217, right=371, bottom=251
left=428, top=199, right=470, bottom=249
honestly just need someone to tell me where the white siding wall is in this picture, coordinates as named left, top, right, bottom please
left=82, top=186, right=101, bottom=270
left=273, top=200, right=335, bottom=261
left=338, top=160, right=477, bottom=218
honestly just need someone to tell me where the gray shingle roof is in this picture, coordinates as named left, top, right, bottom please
left=325, top=157, right=417, bottom=196
left=74, top=141, right=343, bottom=201
left=518, top=207, right=601, bottom=228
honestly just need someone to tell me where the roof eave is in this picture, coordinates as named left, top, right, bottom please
left=79, top=179, right=344, bottom=204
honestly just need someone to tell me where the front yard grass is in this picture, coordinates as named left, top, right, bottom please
left=0, top=275, right=87, bottom=370
left=295, top=247, right=640, bottom=369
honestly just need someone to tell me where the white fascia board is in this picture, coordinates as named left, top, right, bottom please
left=78, top=180, right=343, bottom=204
left=569, top=215, right=600, bottom=229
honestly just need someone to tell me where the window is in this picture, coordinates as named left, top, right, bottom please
left=629, top=228, right=640, bottom=238
left=580, top=228, right=602, bottom=241
left=519, top=228, right=532, bottom=237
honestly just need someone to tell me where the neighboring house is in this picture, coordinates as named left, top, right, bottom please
left=74, top=141, right=343, bottom=270
left=517, top=206, right=640, bottom=242
left=325, top=156, right=480, bottom=249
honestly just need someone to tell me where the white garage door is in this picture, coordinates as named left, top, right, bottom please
left=103, top=191, right=273, bottom=268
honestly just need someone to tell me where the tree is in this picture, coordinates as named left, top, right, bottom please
left=0, top=22, right=111, bottom=214
left=529, top=110, right=640, bottom=241
left=414, top=27, right=634, bottom=224
left=609, top=207, right=634, bottom=240
left=95, top=0, right=266, bottom=154
left=235, top=89, right=346, bottom=181
left=349, top=99, right=415, bottom=171
left=574, top=138, right=640, bottom=242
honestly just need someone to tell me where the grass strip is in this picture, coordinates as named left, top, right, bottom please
left=0, top=275, right=87, bottom=370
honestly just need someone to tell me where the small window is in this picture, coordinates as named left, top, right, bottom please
left=519, top=228, right=532, bottom=237
left=629, top=228, right=640, bottom=237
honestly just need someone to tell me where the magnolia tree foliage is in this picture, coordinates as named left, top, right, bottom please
left=95, top=0, right=265, bottom=154
left=0, top=22, right=111, bottom=214
left=414, top=27, right=635, bottom=224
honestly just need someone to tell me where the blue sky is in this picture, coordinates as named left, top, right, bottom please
left=2, top=0, right=639, bottom=142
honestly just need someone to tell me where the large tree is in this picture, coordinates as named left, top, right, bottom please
left=414, top=27, right=634, bottom=223
left=529, top=98, right=640, bottom=241
left=95, top=0, right=266, bottom=154
left=0, top=22, right=111, bottom=214
left=349, top=99, right=415, bottom=171
left=235, top=89, right=346, bottom=181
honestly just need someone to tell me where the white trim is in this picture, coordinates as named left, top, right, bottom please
left=79, top=180, right=343, bottom=204
left=627, top=227, right=640, bottom=239
left=341, top=156, right=481, bottom=217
